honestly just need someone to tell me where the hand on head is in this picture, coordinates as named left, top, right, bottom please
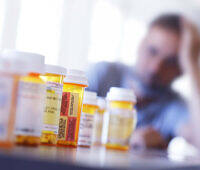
left=179, top=18, right=200, bottom=73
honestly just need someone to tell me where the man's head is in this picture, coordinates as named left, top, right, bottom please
left=136, top=14, right=182, bottom=89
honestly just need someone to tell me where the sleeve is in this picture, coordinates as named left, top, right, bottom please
left=86, top=62, right=110, bottom=97
left=159, top=100, right=189, bottom=141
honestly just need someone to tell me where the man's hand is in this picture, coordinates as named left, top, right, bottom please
left=179, top=18, right=200, bottom=73
left=131, top=127, right=167, bottom=149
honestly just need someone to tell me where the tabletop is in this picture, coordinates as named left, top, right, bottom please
left=1, top=143, right=200, bottom=170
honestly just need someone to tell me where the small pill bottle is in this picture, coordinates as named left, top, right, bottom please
left=40, top=65, right=66, bottom=146
left=78, top=91, right=98, bottom=147
left=3, top=50, right=46, bottom=147
left=93, top=97, right=106, bottom=145
left=57, top=69, right=88, bottom=147
left=105, top=87, right=137, bottom=151
left=0, top=56, right=27, bottom=148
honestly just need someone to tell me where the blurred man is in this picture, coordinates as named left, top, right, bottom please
left=87, top=14, right=200, bottom=149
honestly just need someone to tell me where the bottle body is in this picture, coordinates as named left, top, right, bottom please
left=78, top=104, right=98, bottom=147
left=57, top=83, right=86, bottom=147
left=15, top=73, right=45, bottom=146
left=0, top=72, right=20, bottom=148
left=106, top=101, right=136, bottom=150
left=93, top=108, right=105, bottom=145
left=40, top=73, right=64, bottom=145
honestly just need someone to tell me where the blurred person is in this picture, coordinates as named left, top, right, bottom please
left=87, top=14, right=200, bottom=149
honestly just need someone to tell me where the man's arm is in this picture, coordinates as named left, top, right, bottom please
left=178, top=19, right=200, bottom=147
left=130, top=101, right=187, bottom=150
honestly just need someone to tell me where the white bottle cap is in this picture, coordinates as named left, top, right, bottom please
left=83, top=91, right=97, bottom=106
left=97, top=97, right=106, bottom=110
left=106, top=87, right=136, bottom=103
left=45, top=64, right=66, bottom=76
left=0, top=57, right=26, bottom=74
left=64, top=69, right=88, bottom=86
left=1, top=49, right=45, bottom=74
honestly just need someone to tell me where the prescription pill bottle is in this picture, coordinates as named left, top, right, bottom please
left=57, top=69, right=88, bottom=147
left=0, top=56, right=27, bottom=148
left=78, top=91, right=98, bottom=147
left=3, top=50, right=46, bottom=147
left=105, top=87, right=137, bottom=151
left=93, top=97, right=106, bottom=145
left=40, top=65, right=66, bottom=146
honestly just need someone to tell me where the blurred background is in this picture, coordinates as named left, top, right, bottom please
left=0, top=0, right=199, bottom=98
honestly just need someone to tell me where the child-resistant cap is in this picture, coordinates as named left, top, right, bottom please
left=0, top=57, right=25, bottom=74
left=45, top=64, right=66, bottom=76
left=64, top=69, right=88, bottom=86
left=83, top=91, right=97, bottom=106
left=97, top=97, right=107, bottom=110
left=1, top=49, right=45, bottom=74
left=106, top=87, right=136, bottom=103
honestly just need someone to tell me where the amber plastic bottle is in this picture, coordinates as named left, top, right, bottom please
left=78, top=91, right=98, bottom=147
left=9, top=51, right=46, bottom=147
left=105, top=87, right=137, bottom=150
left=40, top=65, right=66, bottom=146
left=0, top=55, right=26, bottom=148
left=57, top=69, right=88, bottom=147
left=93, top=97, right=106, bottom=145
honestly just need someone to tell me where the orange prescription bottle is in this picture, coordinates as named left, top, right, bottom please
left=41, top=65, right=66, bottom=146
left=0, top=56, right=27, bottom=148
left=93, top=97, right=106, bottom=145
left=105, top=87, right=137, bottom=151
left=5, top=51, right=46, bottom=147
left=78, top=91, right=98, bottom=147
left=57, top=69, right=88, bottom=147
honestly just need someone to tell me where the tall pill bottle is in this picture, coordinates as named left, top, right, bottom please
left=106, top=87, right=137, bottom=150
left=93, top=97, right=106, bottom=145
left=0, top=56, right=27, bottom=148
left=57, top=69, right=88, bottom=147
left=41, top=65, right=66, bottom=146
left=3, top=50, right=46, bottom=147
left=78, top=91, right=98, bottom=147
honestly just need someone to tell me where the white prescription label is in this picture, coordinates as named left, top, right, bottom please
left=15, top=81, right=45, bottom=137
left=42, top=81, right=63, bottom=134
left=78, top=113, right=94, bottom=146
left=0, top=76, right=13, bottom=140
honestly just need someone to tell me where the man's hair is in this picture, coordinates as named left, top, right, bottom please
left=150, top=14, right=182, bottom=35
